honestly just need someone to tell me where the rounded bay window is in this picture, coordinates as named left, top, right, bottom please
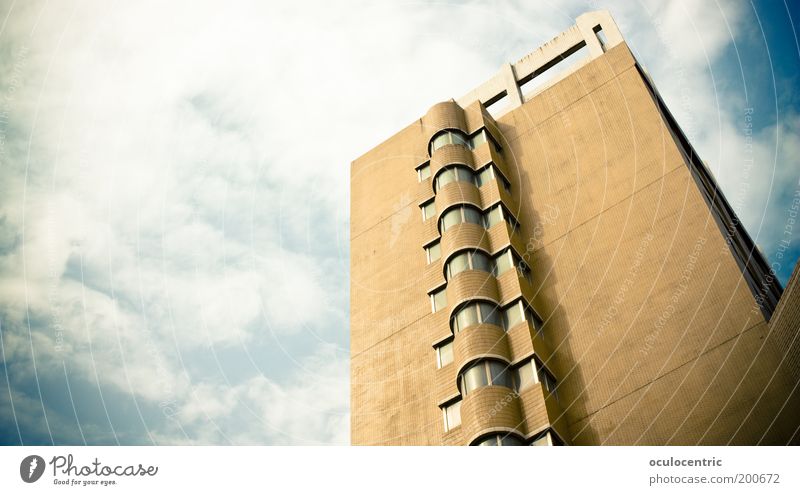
left=430, top=130, right=470, bottom=154
left=458, top=359, right=513, bottom=396
left=439, top=205, right=483, bottom=234
left=471, top=432, right=526, bottom=446
left=451, top=301, right=502, bottom=333
left=444, top=249, right=492, bottom=281
left=433, top=165, right=474, bottom=193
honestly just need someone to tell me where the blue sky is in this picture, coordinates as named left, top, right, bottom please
left=0, top=0, right=798, bottom=445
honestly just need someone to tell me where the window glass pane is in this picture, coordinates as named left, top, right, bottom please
left=516, top=361, right=536, bottom=390
left=446, top=401, right=461, bottom=429
left=475, top=166, right=494, bottom=187
left=418, top=164, right=431, bottom=181
left=504, top=301, right=525, bottom=329
left=470, top=251, right=492, bottom=273
left=455, top=304, right=479, bottom=332
left=531, top=432, right=551, bottom=446
left=456, top=167, right=474, bottom=183
left=484, top=205, right=504, bottom=228
left=546, top=374, right=556, bottom=394
left=489, top=361, right=512, bottom=388
left=492, top=362, right=514, bottom=388
left=441, top=208, right=461, bottom=232
left=495, top=250, right=514, bottom=275
left=538, top=367, right=556, bottom=394
left=488, top=360, right=504, bottom=381
left=463, top=207, right=482, bottom=225
left=438, top=166, right=473, bottom=190
left=431, top=134, right=442, bottom=151
left=451, top=132, right=469, bottom=148
left=535, top=360, right=543, bottom=381
left=475, top=169, right=488, bottom=187
left=529, top=308, right=543, bottom=331
left=437, top=168, right=455, bottom=190
left=501, top=435, right=524, bottom=446
left=471, top=130, right=487, bottom=149
left=447, top=252, right=470, bottom=279
left=502, top=176, right=511, bottom=193
left=432, top=289, right=447, bottom=312
left=426, top=242, right=441, bottom=263
left=463, top=363, right=488, bottom=394
left=450, top=253, right=469, bottom=275
left=476, top=435, right=499, bottom=446
left=437, top=342, right=453, bottom=368
left=432, top=133, right=449, bottom=151
left=479, top=303, right=502, bottom=327
left=422, top=201, right=436, bottom=220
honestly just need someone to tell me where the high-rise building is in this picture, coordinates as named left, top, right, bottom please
left=350, top=11, right=800, bottom=446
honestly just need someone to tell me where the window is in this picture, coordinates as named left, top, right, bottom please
left=432, top=164, right=512, bottom=193
left=421, top=200, right=436, bottom=221
left=542, top=370, right=558, bottom=399
left=483, top=204, right=518, bottom=230
left=493, top=249, right=531, bottom=282
left=461, top=363, right=488, bottom=393
left=431, top=129, right=500, bottom=154
left=445, top=250, right=492, bottom=280
left=439, top=205, right=482, bottom=233
left=529, top=306, right=544, bottom=333
left=434, top=165, right=474, bottom=192
left=475, top=167, right=493, bottom=188
left=470, top=129, right=488, bottom=149
left=503, top=299, right=543, bottom=331
left=452, top=301, right=502, bottom=332
left=442, top=400, right=461, bottom=431
left=425, top=241, right=441, bottom=263
left=431, top=130, right=470, bottom=153
left=473, top=433, right=525, bottom=446
left=430, top=287, right=447, bottom=312
left=494, top=249, right=515, bottom=276
left=417, top=162, right=431, bottom=181
left=475, top=165, right=495, bottom=188
left=448, top=252, right=470, bottom=277
left=436, top=341, right=453, bottom=368
left=500, top=175, right=511, bottom=193
left=518, top=260, right=533, bottom=285
left=486, top=129, right=503, bottom=152
left=503, top=300, right=526, bottom=329
left=464, top=207, right=483, bottom=225
left=489, top=360, right=513, bottom=389
left=516, top=359, right=538, bottom=391
left=459, top=359, right=514, bottom=395
left=454, top=304, right=478, bottom=332
left=474, top=164, right=511, bottom=193
left=530, top=428, right=563, bottom=446
left=515, top=356, right=558, bottom=398
left=530, top=433, right=550, bottom=446
left=483, top=204, right=505, bottom=229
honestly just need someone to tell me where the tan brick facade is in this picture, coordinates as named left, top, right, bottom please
left=351, top=12, right=798, bottom=445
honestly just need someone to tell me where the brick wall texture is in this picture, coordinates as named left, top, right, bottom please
left=350, top=42, right=800, bottom=445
